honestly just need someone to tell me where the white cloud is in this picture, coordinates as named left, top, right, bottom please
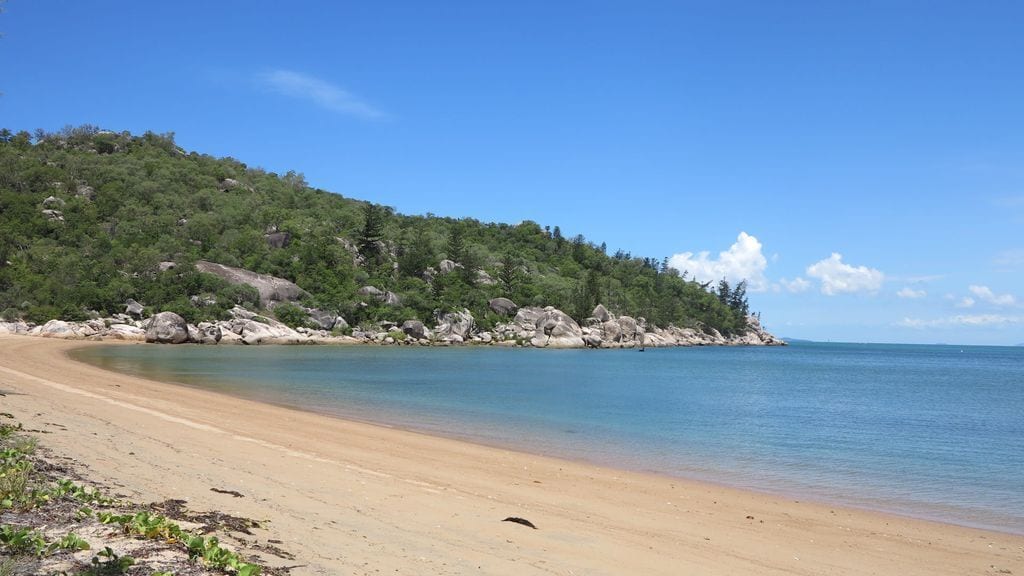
left=900, top=274, right=945, bottom=283
left=779, top=277, right=811, bottom=293
left=897, top=287, right=926, bottom=299
left=955, top=297, right=976, bottom=308
left=257, top=69, right=388, bottom=120
left=968, top=285, right=1017, bottom=307
left=805, top=253, right=884, bottom=295
left=898, top=314, right=1024, bottom=328
left=668, top=232, right=768, bottom=291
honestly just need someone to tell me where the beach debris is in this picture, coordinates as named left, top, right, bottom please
left=211, top=487, right=245, bottom=498
left=502, top=517, right=537, bottom=529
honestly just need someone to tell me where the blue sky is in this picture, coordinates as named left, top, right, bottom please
left=2, top=1, right=1022, bottom=345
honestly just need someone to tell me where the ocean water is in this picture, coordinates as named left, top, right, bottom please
left=73, top=342, right=1024, bottom=534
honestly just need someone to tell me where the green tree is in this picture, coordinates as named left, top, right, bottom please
left=446, top=221, right=465, bottom=263
left=357, top=203, right=391, bottom=276
left=498, top=252, right=521, bottom=296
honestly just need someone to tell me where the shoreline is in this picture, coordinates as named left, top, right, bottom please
left=2, top=335, right=1022, bottom=575
left=69, top=340, right=1024, bottom=537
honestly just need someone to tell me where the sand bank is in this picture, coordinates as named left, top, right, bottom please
left=0, top=335, right=1020, bottom=575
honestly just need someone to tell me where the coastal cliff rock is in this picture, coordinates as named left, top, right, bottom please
left=195, top=260, right=308, bottom=306
left=618, top=316, right=640, bottom=342
left=491, top=306, right=545, bottom=342
left=401, top=320, right=431, bottom=340
left=105, top=324, right=146, bottom=341
left=34, top=320, right=96, bottom=339
left=196, top=322, right=222, bottom=344
left=600, top=319, right=622, bottom=343
left=0, top=301, right=783, bottom=349
left=224, top=317, right=303, bottom=345
left=0, top=321, right=31, bottom=335
left=530, top=307, right=585, bottom=349
left=434, top=309, right=474, bottom=341
left=220, top=307, right=303, bottom=344
left=145, top=312, right=189, bottom=344
left=744, top=314, right=784, bottom=345
left=307, top=308, right=346, bottom=331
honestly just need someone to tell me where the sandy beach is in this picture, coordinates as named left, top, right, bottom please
left=0, top=335, right=1020, bottom=575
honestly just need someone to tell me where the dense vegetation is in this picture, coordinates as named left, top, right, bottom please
left=0, top=126, right=753, bottom=334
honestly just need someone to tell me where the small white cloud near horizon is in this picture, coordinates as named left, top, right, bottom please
left=257, top=69, right=388, bottom=120
left=805, top=253, right=884, bottom=295
left=778, top=277, right=811, bottom=293
left=898, top=314, right=1024, bottom=328
left=956, top=296, right=976, bottom=308
left=968, top=285, right=1017, bottom=307
left=897, top=287, right=927, bottom=299
left=668, top=232, right=768, bottom=291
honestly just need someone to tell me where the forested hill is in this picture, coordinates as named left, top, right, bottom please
left=0, top=125, right=758, bottom=336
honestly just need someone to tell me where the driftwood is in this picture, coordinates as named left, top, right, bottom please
left=502, top=516, right=537, bottom=529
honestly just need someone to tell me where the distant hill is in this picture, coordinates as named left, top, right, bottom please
left=0, top=125, right=758, bottom=336
left=781, top=337, right=815, bottom=344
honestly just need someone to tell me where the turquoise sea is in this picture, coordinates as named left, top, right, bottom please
left=74, top=342, right=1024, bottom=534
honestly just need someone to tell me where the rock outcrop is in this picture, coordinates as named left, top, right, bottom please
left=195, top=260, right=308, bottom=306
left=401, top=320, right=431, bottom=340
left=434, top=309, right=474, bottom=342
left=488, top=297, right=518, bottom=316
left=124, top=299, right=145, bottom=317
left=529, top=307, right=585, bottom=348
left=358, top=286, right=402, bottom=307
left=0, top=321, right=31, bottom=335
left=34, top=320, right=95, bottom=339
left=0, top=301, right=783, bottom=349
left=265, top=231, right=291, bottom=249
left=104, top=324, right=146, bottom=341
left=196, top=322, right=222, bottom=345
left=145, top=312, right=189, bottom=344
left=307, top=308, right=344, bottom=331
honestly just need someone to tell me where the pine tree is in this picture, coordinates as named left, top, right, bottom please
left=498, top=253, right=520, bottom=296
left=446, top=222, right=465, bottom=263
left=358, top=203, right=388, bottom=260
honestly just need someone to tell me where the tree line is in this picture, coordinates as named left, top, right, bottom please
left=0, top=125, right=752, bottom=335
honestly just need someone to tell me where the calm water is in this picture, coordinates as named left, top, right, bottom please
left=73, top=342, right=1024, bottom=534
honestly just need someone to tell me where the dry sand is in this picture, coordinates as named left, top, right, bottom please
left=0, top=335, right=1021, bottom=575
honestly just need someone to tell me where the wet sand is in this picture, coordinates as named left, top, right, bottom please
left=1, top=335, right=1020, bottom=575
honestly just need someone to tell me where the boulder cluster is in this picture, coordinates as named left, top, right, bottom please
left=0, top=299, right=783, bottom=348
left=0, top=256, right=783, bottom=347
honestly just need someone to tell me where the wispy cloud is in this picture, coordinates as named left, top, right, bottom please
left=968, top=285, right=1017, bottom=307
left=896, top=287, right=926, bottom=299
left=898, top=314, right=1024, bottom=328
left=777, top=277, right=811, bottom=293
left=955, top=296, right=976, bottom=308
left=256, top=69, right=388, bottom=120
left=891, top=274, right=945, bottom=283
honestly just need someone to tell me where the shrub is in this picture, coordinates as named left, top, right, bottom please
left=272, top=302, right=310, bottom=329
